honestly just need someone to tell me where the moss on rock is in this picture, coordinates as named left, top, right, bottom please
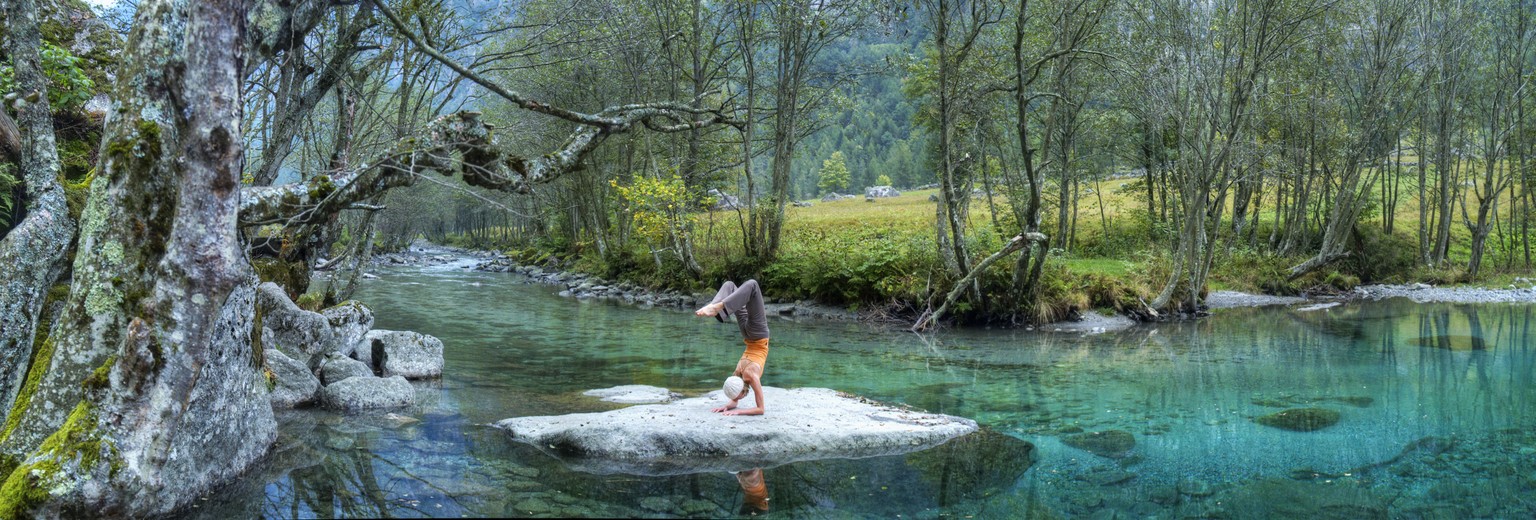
left=0, top=335, right=57, bottom=445
left=0, top=400, right=117, bottom=518
left=251, top=257, right=309, bottom=301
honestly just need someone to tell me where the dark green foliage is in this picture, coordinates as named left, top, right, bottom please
left=1342, top=224, right=1417, bottom=284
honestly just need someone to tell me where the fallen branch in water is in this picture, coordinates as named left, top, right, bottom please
left=912, top=232, right=1047, bottom=332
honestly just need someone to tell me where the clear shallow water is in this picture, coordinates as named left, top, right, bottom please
left=192, top=264, right=1536, bottom=519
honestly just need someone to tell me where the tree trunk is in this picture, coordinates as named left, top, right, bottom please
left=0, top=0, right=78, bottom=433
left=0, top=1, right=275, bottom=516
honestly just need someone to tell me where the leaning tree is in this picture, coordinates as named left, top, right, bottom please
left=0, top=0, right=738, bottom=516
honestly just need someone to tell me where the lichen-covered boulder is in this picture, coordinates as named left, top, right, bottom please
left=319, top=375, right=416, bottom=411
left=319, top=352, right=374, bottom=385
left=1254, top=407, right=1341, bottom=431
left=256, top=282, right=336, bottom=364
left=370, top=330, right=444, bottom=379
left=322, top=300, right=374, bottom=359
left=266, top=348, right=319, bottom=409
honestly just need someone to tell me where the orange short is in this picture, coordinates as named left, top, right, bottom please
left=741, top=338, right=769, bottom=368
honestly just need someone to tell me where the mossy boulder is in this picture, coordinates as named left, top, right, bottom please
left=1061, top=429, right=1136, bottom=458
left=1254, top=408, right=1341, bottom=432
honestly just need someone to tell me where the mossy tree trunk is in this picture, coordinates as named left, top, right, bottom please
left=0, top=0, right=77, bottom=434
left=0, top=0, right=276, bottom=516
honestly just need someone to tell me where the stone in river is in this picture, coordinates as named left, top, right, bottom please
left=494, top=386, right=978, bottom=475
left=319, top=352, right=374, bottom=385
left=322, top=300, right=374, bottom=358
left=583, top=385, right=681, bottom=404
left=1254, top=407, right=1341, bottom=432
left=266, top=348, right=319, bottom=409
left=319, top=375, right=416, bottom=411
left=1062, top=429, right=1137, bottom=458
left=369, top=329, right=444, bottom=379
left=255, top=282, right=337, bottom=364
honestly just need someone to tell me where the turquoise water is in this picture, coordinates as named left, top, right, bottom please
left=193, top=263, right=1536, bottom=518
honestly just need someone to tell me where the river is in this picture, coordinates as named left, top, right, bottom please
left=191, top=260, right=1536, bottom=518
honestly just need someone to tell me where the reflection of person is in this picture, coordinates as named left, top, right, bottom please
left=694, top=279, right=769, bottom=416
left=734, top=468, right=770, bottom=515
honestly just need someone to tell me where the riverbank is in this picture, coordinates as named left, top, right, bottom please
left=372, top=242, right=861, bottom=321
left=367, top=242, right=1536, bottom=331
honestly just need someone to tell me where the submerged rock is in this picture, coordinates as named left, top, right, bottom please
left=495, top=386, right=978, bottom=475
left=583, top=385, right=681, bottom=404
left=266, top=345, right=319, bottom=409
left=1254, top=407, right=1341, bottom=432
left=320, top=375, right=416, bottom=411
left=369, top=329, right=445, bottom=379
left=319, top=352, right=375, bottom=385
left=1221, top=478, right=1387, bottom=519
left=1062, top=430, right=1137, bottom=458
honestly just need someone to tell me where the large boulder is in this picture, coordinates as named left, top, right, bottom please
left=865, top=185, right=901, bottom=198
left=255, top=282, right=336, bottom=364
left=266, top=348, right=319, bottom=409
left=319, top=375, right=416, bottom=411
left=319, top=352, right=375, bottom=385
left=322, top=300, right=374, bottom=358
left=495, top=386, right=978, bottom=475
left=707, top=188, right=742, bottom=210
left=370, top=330, right=444, bottom=379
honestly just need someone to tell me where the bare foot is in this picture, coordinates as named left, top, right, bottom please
left=695, top=302, right=725, bottom=317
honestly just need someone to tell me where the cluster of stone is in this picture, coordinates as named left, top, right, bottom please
left=256, top=283, right=443, bottom=411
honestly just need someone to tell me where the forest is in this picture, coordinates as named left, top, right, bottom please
left=2, top=0, right=1536, bottom=514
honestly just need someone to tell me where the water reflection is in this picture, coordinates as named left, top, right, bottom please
left=188, top=268, right=1536, bottom=518
left=733, top=469, right=769, bottom=515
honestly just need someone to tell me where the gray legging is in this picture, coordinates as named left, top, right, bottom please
left=710, top=279, right=769, bottom=340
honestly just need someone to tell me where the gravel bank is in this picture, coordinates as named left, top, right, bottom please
left=1354, top=283, right=1536, bottom=304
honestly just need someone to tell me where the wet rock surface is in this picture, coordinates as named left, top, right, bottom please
left=495, top=386, right=979, bottom=475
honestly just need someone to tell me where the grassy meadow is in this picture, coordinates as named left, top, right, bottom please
left=466, top=165, right=1536, bottom=323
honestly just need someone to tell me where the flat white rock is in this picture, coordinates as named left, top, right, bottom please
left=495, top=386, right=978, bottom=475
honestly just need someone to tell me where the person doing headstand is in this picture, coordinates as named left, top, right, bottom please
left=695, top=279, right=769, bottom=415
